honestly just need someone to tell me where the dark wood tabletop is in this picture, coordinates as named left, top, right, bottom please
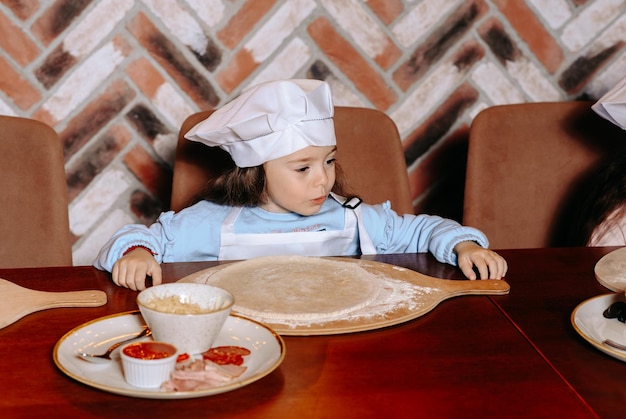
left=0, top=248, right=622, bottom=418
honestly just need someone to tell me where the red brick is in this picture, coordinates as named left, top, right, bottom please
left=123, top=145, right=172, bottom=205
left=127, top=57, right=165, bottom=99
left=0, top=55, right=41, bottom=109
left=492, top=0, right=563, bottom=73
left=56, top=79, right=136, bottom=161
left=126, top=104, right=168, bottom=143
left=404, top=83, right=478, bottom=197
left=31, top=0, right=91, bottom=45
left=32, top=107, right=55, bottom=128
left=0, top=11, right=39, bottom=65
left=478, top=18, right=522, bottom=63
left=393, top=1, right=487, bottom=91
left=217, top=0, right=278, bottom=49
left=559, top=43, right=623, bottom=93
left=216, top=48, right=258, bottom=94
left=374, top=35, right=401, bottom=70
left=35, top=45, right=77, bottom=89
left=366, top=0, right=404, bottom=25
left=1, top=0, right=39, bottom=20
left=66, top=124, right=131, bottom=202
left=128, top=12, right=219, bottom=109
left=308, top=17, right=396, bottom=110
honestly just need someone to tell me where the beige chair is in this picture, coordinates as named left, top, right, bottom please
left=0, top=115, right=72, bottom=267
left=463, top=101, right=626, bottom=249
left=171, top=107, right=414, bottom=215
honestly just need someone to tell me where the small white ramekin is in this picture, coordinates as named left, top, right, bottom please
left=120, top=341, right=178, bottom=388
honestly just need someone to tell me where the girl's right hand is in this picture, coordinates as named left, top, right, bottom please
left=112, top=248, right=162, bottom=291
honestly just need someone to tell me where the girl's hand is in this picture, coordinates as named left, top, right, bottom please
left=453, top=241, right=508, bottom=280
left=112, top=248, right=162, bottom=290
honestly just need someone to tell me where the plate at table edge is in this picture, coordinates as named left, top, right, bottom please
left=53, top=311, right=285, bottom=399
left=571, top=293, right=626, bottom=362
left=594, top=246, right=626, bottom=291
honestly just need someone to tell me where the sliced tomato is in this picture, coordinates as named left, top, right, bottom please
left=214, top=346, right=251, bottom=355
left=202, top=346, right=251, bottom=366
left=176, top=353, right=191, bottom=363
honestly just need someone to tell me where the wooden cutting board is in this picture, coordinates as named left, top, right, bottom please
left=0, top=278, right=107, bottom=329
left=179, top=257, right=510, bottom=335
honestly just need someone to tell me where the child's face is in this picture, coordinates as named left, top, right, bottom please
left=261, top=145, right=337, bottom=215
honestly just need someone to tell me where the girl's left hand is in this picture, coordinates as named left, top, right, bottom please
left=453, top=241, right=508, bottom=280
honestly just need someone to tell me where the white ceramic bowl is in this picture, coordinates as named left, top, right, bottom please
left=120, top=341, right=178, bottom=388
left=137, top=283, right=234, bottom=354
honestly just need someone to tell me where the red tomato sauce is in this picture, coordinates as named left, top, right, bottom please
left=123, top=343, right=172, bottom=360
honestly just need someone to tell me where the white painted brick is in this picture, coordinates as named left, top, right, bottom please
left=470, top=62, right=525, bottom=105
left=468, top=101, right=489, bottom=121
left=64, top=0, right=133, bottom=57
left=320, top=0, right=388, bottom=58
left=527, top=0, right=572, bottom=29
left=593, top=13, right=626, bottom=48
left=390, top=64, right=463, bottom=136
left=507, top=59, right=562, bottom=101
left=246, top=0, right=315, bottom=62
left=42, top=41, right=127, bottom=122
left=143, top=0, right=210, bottom=55
left=327, top=77, right=366, bottom=107
left=392, top=0, right=459, bottom=47
left=153, top=82, right=195, bottom=128
left=561, top=0, right=626, bottom=51
left=249, top=37, right=310, bottom=86
left=0, top=98, right=17, bottom=116
left=69, top=168, right=131, bottom=236
left=72, top=208, right=134, bottom=266
left=184, top=0, right=225, bottom=27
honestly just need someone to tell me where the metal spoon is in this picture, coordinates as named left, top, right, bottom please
left=78, top=327, right=152, bottom=363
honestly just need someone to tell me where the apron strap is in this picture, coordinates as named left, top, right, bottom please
left=332, top=193, right=377, bottom=255
left=221, top=206, right=241, bottom=235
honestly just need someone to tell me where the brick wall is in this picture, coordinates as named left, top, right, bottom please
left=0, top=0, right=624, bottom=265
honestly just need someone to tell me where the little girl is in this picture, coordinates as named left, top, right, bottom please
left=94, top=79, right=507, bottom=290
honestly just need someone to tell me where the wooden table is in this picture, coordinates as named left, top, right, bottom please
left=0, top=247, right=622, bottom=418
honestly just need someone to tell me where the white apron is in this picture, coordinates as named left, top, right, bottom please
left=218, top=194, right=376, bottom=260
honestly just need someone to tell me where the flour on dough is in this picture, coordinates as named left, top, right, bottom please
left=202, top=255, right=382, bottom=321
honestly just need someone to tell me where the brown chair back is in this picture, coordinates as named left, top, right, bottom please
left=0, top=116, right=72, bottom=267
left=463, top=101, right=626, bottom=249
left=171, top=107, right=414, bottom=215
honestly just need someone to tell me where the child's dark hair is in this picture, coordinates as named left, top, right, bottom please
left=193, top=160, right=358, bottom=207
left=569, top=147, right=626, bottom=245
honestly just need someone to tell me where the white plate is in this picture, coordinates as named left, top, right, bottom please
left=571, top=293, right=626, bottom=362
left=594, top=246, right=626, bottom=291
left=53, top=311, right=285, bottom=399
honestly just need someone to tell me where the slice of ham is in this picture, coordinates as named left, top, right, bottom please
left=161, top=358, right=247, bottom=392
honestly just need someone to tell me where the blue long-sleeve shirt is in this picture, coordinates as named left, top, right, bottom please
left=93, top=198, right=488, bottom=272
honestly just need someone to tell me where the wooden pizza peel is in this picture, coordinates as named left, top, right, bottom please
left=0, top=278, right=107, bottom=329
left=180, top=257, right=510, bottom=335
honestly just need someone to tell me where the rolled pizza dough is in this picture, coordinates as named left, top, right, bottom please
left=201, top=255, right=382, bottom=321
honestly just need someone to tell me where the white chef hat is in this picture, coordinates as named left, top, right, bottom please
left=592, top=74, right=626, bottom=130
left=184, top=79, right=336, bottom=167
